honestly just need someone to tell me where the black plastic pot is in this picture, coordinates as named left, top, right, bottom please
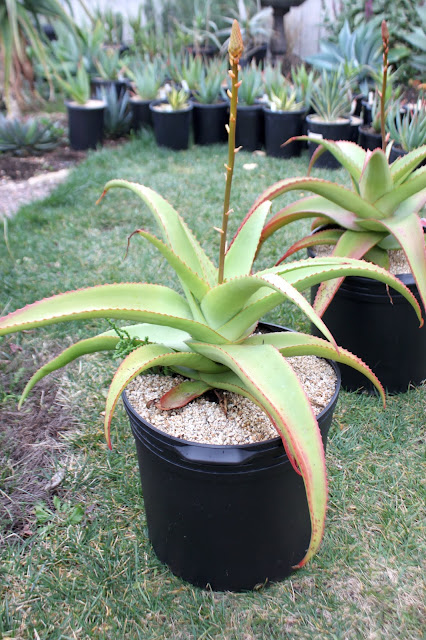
left=150, top=101, right=193, bottom=151
left=309, top=247, right=426, bottom=393
left=122, top=324, right=341, bottom=591
left=263, top=106, right=308, bottom=158
left=305, top=115, right=352, bottom=168
left=65, top=100, right=105, bottom=151
left=130, top=97, right=152, bottom=129
left=349, top=116, right=363, bottom=144
left=358, top=124, right=382, bottom=151
left=91, top=77, right=128, bottom=99
left=389, top=145, right=406, bottom=162
left=235, top=103, right=264, bottom=151
left=192, top=101, right=228, bottom=145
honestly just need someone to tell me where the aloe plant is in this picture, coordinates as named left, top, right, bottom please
left=0, top=21, right=423, bottom=571
left=251, top=22, right=426, bottom=317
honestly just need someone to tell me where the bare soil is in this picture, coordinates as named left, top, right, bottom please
left=0, top=146, right=86, bottom=182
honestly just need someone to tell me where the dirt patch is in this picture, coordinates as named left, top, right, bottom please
left=0, top=340, right=76, bottom=541
left=0, top=146, right=86, bottom=182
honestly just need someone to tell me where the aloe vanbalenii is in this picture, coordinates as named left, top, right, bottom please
left=251, top=22, right=426, bottom=316
left=0, top=21, right=423, bottom=570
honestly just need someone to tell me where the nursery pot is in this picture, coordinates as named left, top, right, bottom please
left=129, top=97, right=152, bottom=129
left=263, top=106, right=308, bottom=158
left=358, top=124, right=382, bottom=151
left=122, top=324, right=341, bottom=591
left=91, top=77, right=128, bottom=99
left=191, top=101, right=228, bottom=145
left=65, top=99, right=105, bottom=151
left=150, top=101, right=193, bottom=151
left=306, top=115, right=351, bottom=169
left=235, top=103, right=264, bottom=151
left=308, top=241, right=426, bottom=393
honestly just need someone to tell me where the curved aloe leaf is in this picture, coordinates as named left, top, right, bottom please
left=374, top=166, right=426, bottom=217
left=367, top=213, right=426, bottom=312
left=277, top=228, right=345, bottom=263
left=201, top=273, right=337, bottom=345
left=189, top=341, right=328, bottom=569
left=312, top=230, right=386, bottom=316
left=104, top=345, right=223, bottom=448
left=244, top=330, right=385, bottom=403
left=224, top=200, right=271, bottom=278
left=102, top=322, right=193, bottom=351
left=247, top=176, right=385, bottom=221
left=259, top=196, right=360, bottom=249
left=158, top=380, right=212, bottom=409
left=359, top=149, right=393, bottom=203
left=19, top=335, right=121, bottom=408
left=129, top=229, right=210, bottom=300
left=390, top=145, right=426, bottom=185
left=0, top=283, right=230, bottom=344
left=302, top=137, right=366, bottom=184
left=99, top=180, right=217, bottom=285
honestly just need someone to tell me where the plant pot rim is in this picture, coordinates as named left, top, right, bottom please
left=191, top=99, right=228, bottom=107
left=65, top=99, right=106, bottom=110
left=306, top=114, right=351, bottom=125
left=263, top=105, right=308, bottom=115
left=150, top=100, right=193, bottom=114
left=122, top=322, right=341, bottom=451
left=129, top=95, right=154, bottom=104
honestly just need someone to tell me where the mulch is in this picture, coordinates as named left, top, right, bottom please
left=0, top=145, right=86, bottom=182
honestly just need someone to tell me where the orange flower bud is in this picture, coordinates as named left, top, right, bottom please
left=228, top=20, right=244, bottom=63
left=381, top=20, right=389, bottom=45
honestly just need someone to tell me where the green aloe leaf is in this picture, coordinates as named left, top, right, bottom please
left=312, top=230, right=386, bottom=316
left=368, top=213, right=426, bottom=313
left=247, top=177, right=385, bottom=222
left=390, top=145, right=426, bottom=185
left=99, top=180, right=217, bottom=285
left=19, top=334, right=121, bottom=407
left=303, top=138, right=366, bottom=184
left=104, top=345, right=223, bottom=447
left=224, top=200, right=271, bottom=278
left=243, top=330, right=385, bottom=404
left=374, top=166, right=426, bottom=217
left=277, top=228, right=345, bottom=262
left=0, top=283, right=229, bottom=344
left=359, top=149, right=393, bottom=204
left=189, top=341, right=328, bottom=569
left=259, top=196, right=360, bottom=249
left=129, top=229, right=210, bottom=300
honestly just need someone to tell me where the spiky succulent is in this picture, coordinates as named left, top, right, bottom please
left=0, top=114, right=64, bottom=156
left=0, top=20, right=422, bottom=571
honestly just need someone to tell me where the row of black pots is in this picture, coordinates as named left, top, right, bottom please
left=122, top=323, right=341, bottom=592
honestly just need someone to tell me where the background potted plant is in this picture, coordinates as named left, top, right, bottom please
left=263, top=67, right=308, bottom=158
left=150, top=87, right=193, bottom=150
left=305, top=68, right=353, bottom=168
left=91, top=46, right=128, bottom=98
left=251, top=22, right=426, bottom=392
left=56, top=63, right=106, bottom=151
left=191, top=59, right=229, bottom=145
left=387, top=100, right=426, bottom=162
left=0, top=21, right=422, bottom=592
left=233, top=62, right=265, bottom=151
left=126, top=57, right=165, bottom=130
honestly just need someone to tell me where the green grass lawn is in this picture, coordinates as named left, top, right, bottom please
left=0, top=132, right=424, bottom=640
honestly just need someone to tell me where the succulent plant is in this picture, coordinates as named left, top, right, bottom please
left=309, top=69, right=353, bottom=122
left=164, top=87, right=190, bottom=111
left=0, top=21, right=422, bottom=571
left=387, top=100, right=426, bottom=152
left=252, top=23, right=426, bottom=317
left=0, top=115, right=63, bottom=156
left=193, top=59, right=227, bottom=104
left=127, top=57, right=165, bottom=101
left=95, top=85, right=132, bottom=138
left=234, top=62, right=263, bottom=106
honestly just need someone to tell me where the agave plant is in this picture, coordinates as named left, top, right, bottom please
left=0, top=114, right=63, bottom=155
left=252, top=23, right=426, bottom=317
left=0, top=21, right=423, bottom=570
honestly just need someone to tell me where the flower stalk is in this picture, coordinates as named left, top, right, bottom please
left=218, top=20, right=244, bottom=284
left=380, top=20, right=390, bottom=152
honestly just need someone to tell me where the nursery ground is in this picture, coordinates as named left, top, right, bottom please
left=0, top=132, right=424, bottom=640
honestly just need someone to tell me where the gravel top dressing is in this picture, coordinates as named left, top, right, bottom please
left=126, top=355, right=337, bottom=445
